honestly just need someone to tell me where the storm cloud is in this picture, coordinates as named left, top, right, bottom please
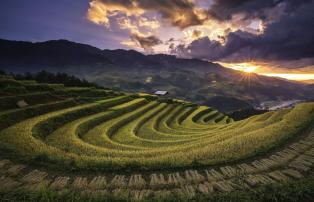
left=208, top=0, right=311, bottom=21
left=88, top=0, right=207, bottom=29
left=172, top=0, right=314, bottom=62
left=88, top=0, right=314, bottom=59
left=130, top=33, right=162, bottom=51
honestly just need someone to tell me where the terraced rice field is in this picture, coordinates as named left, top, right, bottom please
left=1, top=78, right=314, bottom=201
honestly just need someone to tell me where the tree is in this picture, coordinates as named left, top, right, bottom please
left=11, top=71, right=102, bottom=88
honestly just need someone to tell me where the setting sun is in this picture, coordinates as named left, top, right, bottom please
left=242, top=65, right=257, bottom=73
left=217, top=62, right=259, bottom=73
left=218, top=61, right=314, bottom=83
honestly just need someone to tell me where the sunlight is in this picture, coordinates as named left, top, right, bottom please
left=242, top=65, right=257, bottom=73
left=218, top=61, right=314, bottom=83
left=217, top=62, right=259, bottom=73
left=261, top=73, right=314, bottom=81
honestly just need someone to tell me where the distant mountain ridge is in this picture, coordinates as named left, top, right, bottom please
left=0, top=39, right=111, bottom=68
left=1, top=38, right=313, bottom=112
left=0, top=39, right=223, bottom=72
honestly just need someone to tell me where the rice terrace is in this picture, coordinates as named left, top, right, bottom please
left=0, top=73, right=314, bottom=202
left=2, top=0, right=314, bottom=201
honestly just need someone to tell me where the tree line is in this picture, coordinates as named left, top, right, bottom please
left=0, top=70, right=103, bottom=89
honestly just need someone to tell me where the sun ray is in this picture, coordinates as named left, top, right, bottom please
left=218, top=61, right=314, bottom=83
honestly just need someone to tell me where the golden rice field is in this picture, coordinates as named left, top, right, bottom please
left=1, top=76, right=314, bottom=201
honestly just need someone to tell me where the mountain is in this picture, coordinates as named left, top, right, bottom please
left=0, top=38, right=313, bottom=112
left=0, top=39, right=111, bottom=70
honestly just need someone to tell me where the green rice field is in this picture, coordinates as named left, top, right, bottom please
left=1, top=75, right=314, bottom=201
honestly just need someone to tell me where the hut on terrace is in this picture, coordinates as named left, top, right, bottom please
left=154, top=90, right=169, bottom=96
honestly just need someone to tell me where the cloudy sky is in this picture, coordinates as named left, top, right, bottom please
left=1, top=0, right=314, bottom=81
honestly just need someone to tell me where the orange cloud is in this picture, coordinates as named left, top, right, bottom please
left=86, top=0, right=274, bottom=52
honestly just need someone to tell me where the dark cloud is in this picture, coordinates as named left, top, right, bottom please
left=94, top=0, right=206, bottom=29
left=209, top=0, right=273, bottom=21
left=172, top=1, right=314, bottom=63
left=130, top=33, right=162, bottom=51
left=208, top=0, right=311, bottom=21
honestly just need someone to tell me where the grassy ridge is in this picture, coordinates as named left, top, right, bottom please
left=0, top=92, right=313, bottom=171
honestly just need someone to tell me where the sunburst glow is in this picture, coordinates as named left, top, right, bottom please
left=217, top=62, right=259, bottom=73
left=218, top=61, right=314, bottom=83
left=261, top=73, right=314, bottom=81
